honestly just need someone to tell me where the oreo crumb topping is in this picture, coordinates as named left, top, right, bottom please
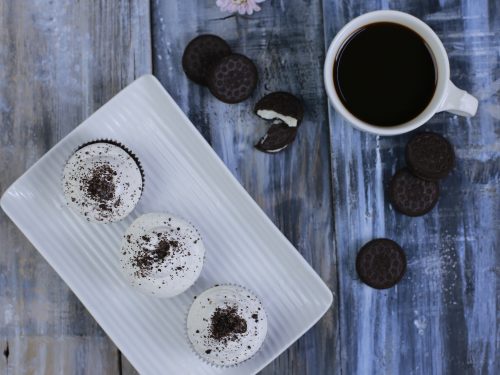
left=123, top=228, right=198, bottom=280
left=75, top=161, right=121, bottom=214
left=187, top=285, right=267, bottom=366
left=120, top=214, right=205, bottom=297
left=85, top=164, right=116, bottom=203
left=210, top=305, right=247, bottom=343
left=131, top=238, right=179, bottom=278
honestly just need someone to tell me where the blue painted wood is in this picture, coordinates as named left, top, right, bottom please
left=0, top=0, right=151, bottom=373
left=323, top=1, right=499, bottom=374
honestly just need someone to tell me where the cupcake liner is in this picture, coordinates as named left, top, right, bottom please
left=185, top=283, right=268, bottom=368
left=62, top=139, right=145, bottom=223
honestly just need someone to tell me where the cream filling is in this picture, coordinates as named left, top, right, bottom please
left=256, top=109, right=298, bottom=127
left=257, top=133, right=289, bottom=152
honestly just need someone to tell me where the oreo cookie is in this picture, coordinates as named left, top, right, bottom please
left=389, top=168, right=439, bottom=217
left=255, top=121, right=297, bottom=153
left=207, top=54, right=258, bottom=104
left=182, top=35, right=232, bottom=85
left=356, top=238, right=406, bottom=289
left=405, top=132, right=455, bottom=181
left=254, top=92, right=304, bottom=127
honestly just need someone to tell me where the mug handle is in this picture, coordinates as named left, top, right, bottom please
left=438, top=81, right=478, bottom=117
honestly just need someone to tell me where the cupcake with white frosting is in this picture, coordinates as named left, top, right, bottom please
left=119, top=213, right=205, bottom=297
left=62, top=141, right=143, bottom=223
left=187, top=284, right=267, bottom=366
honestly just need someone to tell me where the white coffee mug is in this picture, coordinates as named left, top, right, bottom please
left=324, top=10, right=478, bottom=136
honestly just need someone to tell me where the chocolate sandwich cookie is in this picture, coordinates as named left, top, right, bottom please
left=389, top=168, right=439, bottom=217
left=254, top=92, right=304, bottom=127
left=356, top=238, right=406, bottom=289
left=207, top=54, right=258, bottom=104
left=255, top=120, right=298, bottom=153
left=405, top=132, right=455, bottom=181
left=182, top=35, right=232, bottom=85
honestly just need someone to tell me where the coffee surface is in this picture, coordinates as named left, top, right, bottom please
left=333, top=22, right=436, bottom=127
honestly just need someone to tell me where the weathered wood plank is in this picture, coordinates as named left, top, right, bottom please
left=323, top=0, right=499, bottom=374
left=151, top=0, right=339, bottom=374
left=0, top=0, right=151, bottom=373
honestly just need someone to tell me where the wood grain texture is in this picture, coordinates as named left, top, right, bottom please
left=0, top=0, right=151, bottom=373
left=150, top=1, right=339, bottom=374
left=323, top=0, right=499, bottom=374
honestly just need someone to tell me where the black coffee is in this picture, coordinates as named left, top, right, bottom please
left=333, top=22, right=436, bottom=127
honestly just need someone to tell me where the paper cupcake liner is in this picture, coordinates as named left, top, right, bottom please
left=62, top=139, right=145, bottom=223
left=185, top=283, right=268, bottom=368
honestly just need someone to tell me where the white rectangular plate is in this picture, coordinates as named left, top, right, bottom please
left=1, top=75, right=332, bottom=375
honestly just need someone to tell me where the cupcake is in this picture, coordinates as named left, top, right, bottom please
left=120, top=213, right=205, bottom=297
left=62, top=141, right=143, bottom=223
left=187, top=285, right=267, bottom=367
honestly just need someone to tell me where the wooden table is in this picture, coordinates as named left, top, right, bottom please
left=1, top=1, right=498, bottom=374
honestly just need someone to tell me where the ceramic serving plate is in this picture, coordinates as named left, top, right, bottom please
left=0, top=75, right=332, bottom=375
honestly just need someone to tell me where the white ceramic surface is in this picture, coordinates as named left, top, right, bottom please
left=0, top=75, right=333, bottom=375
left=324, top=10, right=478, bottom=136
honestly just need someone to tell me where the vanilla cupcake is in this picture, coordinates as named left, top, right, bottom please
left=62, top=141, right=143, bottom=223
left=120, top=213, right=205, bottom=297
left=187, top=285, right=267, bottom=367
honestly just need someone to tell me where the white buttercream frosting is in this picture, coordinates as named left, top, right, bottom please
left=62, top=142, right=143, bottom=223
left=120, top=213, right=205, bottom=298
left=187, top=285, right=267, bottom=366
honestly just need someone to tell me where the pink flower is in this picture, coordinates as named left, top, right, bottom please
left=216, top=0, right=266, bottom=15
